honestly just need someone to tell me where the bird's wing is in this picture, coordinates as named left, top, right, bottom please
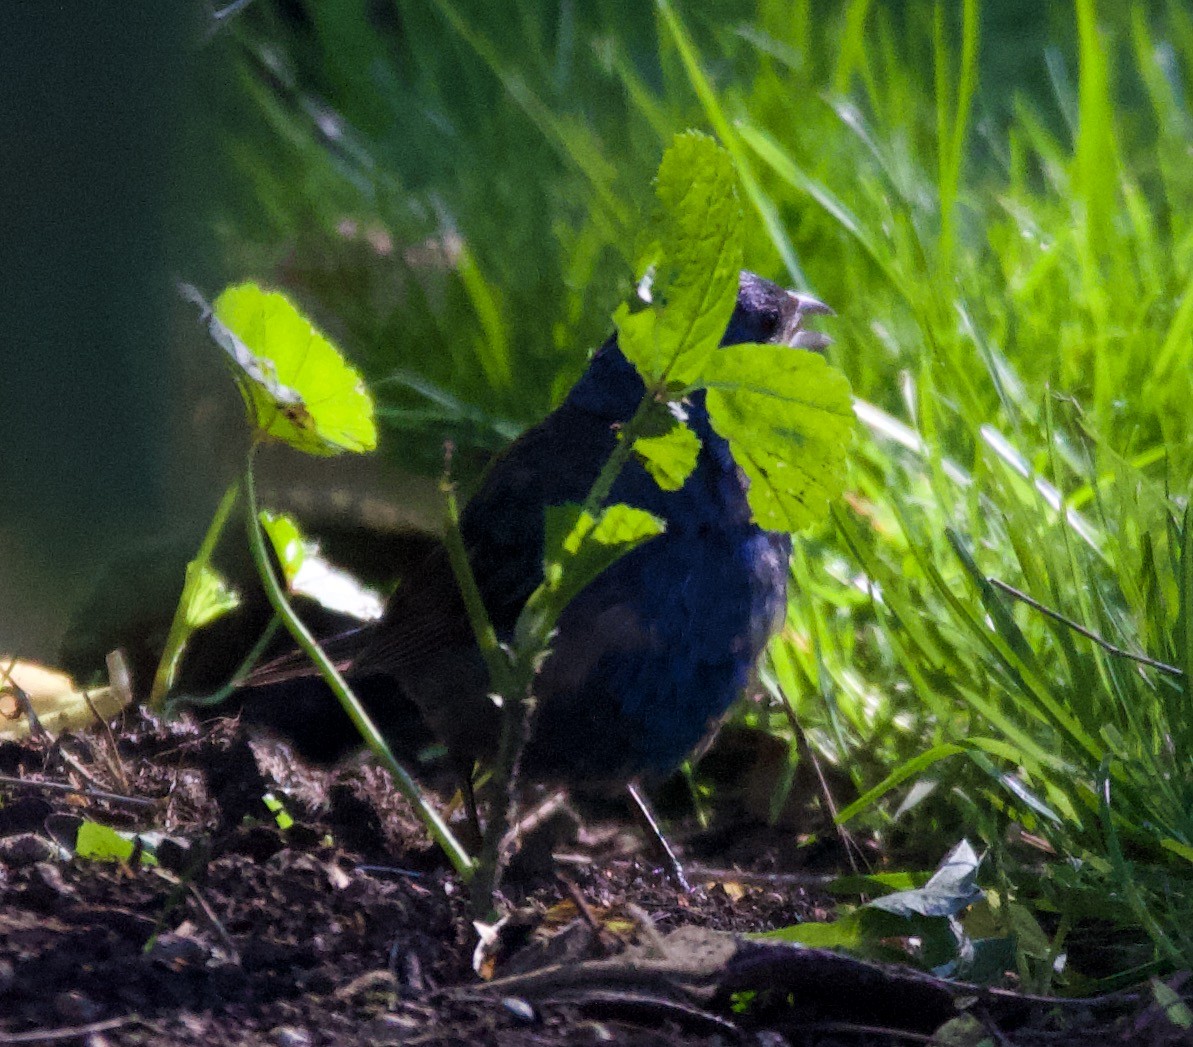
left=356, top=407, right=614, bottom=675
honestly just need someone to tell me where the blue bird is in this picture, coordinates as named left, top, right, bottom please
left=238, top=271, right=830, bottom=876
left=348, top=271, right=830, bottom=787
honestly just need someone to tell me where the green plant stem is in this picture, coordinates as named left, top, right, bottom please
left=440, top=482, right=515, bottom=693
left=241, top=450, right=475, bottom=881
left=440, top=482, right=524, bottom=914
left=164, top=616, right=283, bottom=713
left=149, top=480, right=241, bottom=709
left=517, top=387, right=665, bottom=642
left=579, top=390, right=660, bottom=524
left=468, top=653, right=537, bottom=917
left=441, top=388, right=665, bottom=916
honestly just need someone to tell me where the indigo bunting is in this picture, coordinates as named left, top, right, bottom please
left=243, top=272, right=830, bottom=807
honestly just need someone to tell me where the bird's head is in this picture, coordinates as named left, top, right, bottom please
left=568, top=271, right=833, bottom=418
left=722, top=270, right=833, bottom=351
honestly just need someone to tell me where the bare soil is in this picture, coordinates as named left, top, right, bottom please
left=0, top=710, right=1176, bottom=1045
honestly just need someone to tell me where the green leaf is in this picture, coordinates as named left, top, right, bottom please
left=759, top=907, right=939, bottom=964
left=76, top=821, right=157, bottom=865
left=761, top=910, right=869, bottom=948
left=538, top=503, right=665, bottom=614
left=148, top=483, right=242, bottom=709
left=259, top=511, right=384, bottom=621
left=187, top=282, right=376, bottom=456
left=152, top=562, right=241, bottom=703
left=53, top=818, right=160, bottom=867
left=827, top=870, right=932, bottom=896
left=262, top=792, right=295, bottom=831
left=704, top=345, right=854, bottom=532
left=183, top=563, right=241, bottom=630
left=759, top=846, right=988, bottom=975
left=1150, top=977, right=1193, bottom=1030
left=614, top=131, right=743, bottom=386
left=260, top=510, right=306, bottom=582
left=632, top=418, right=702, bottom=490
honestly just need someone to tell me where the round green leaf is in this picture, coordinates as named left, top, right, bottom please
left=209, top=282, right=376, bottom=456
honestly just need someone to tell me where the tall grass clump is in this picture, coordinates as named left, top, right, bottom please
left=690, top=0, right=1193, bottom=980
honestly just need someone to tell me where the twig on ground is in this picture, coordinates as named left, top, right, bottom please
left=188, top=883, right=240, bottom=964
left=684, top=865, right=836, bottom=888
left=0, top=773, right=156, bottom=809
left=797, top=1021, right=937, bottom=1044
left=0, top=1015, right=141, bottom=1045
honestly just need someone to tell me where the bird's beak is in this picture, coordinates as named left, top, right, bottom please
left=788, top=291, right=834, bottom=317
left=777, top=289, right=834, bottom=351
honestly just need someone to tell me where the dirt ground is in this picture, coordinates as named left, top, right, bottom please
left=0, top=709, right=1181, bottom=1046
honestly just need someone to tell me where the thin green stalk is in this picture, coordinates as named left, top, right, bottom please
left=443, top=386, right=665, bottom=914
left=242, top=451, right=475, bottom=881
left=149, top=480, right=241, bottom=709
left=440, top=481, right=515, bottom=694
left=440, top=480, right=534, bottom=914
left=467, top=652, right=537, bottom=916
left=579, top=389, right=660, bottom=522
left=165, top=616, right=283, bottom=713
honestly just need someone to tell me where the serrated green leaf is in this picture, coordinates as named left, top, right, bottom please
left=632, top=419, right=702, bottom=490
left=151, top=562, right=241, bottom=702
left=584, top=503, right=666, bottom=548
left=259, top=510, right=384, bottom=621
left=615, top=131, right=743, bottom=386
left=704, top=345, right=854, bottom=532
left=199, top=282, right=376, bottom=456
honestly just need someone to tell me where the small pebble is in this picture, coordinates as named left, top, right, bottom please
left=501, top=996, right=537, bottom=1024
left=0, top=834, right=58, bottom=868
left=54, top=990, right=101, bottom=1024
left=270, top=1025, right=312, bottom=1047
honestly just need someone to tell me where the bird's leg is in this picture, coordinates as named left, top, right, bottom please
left=625, top=781, right=690, bottom=892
